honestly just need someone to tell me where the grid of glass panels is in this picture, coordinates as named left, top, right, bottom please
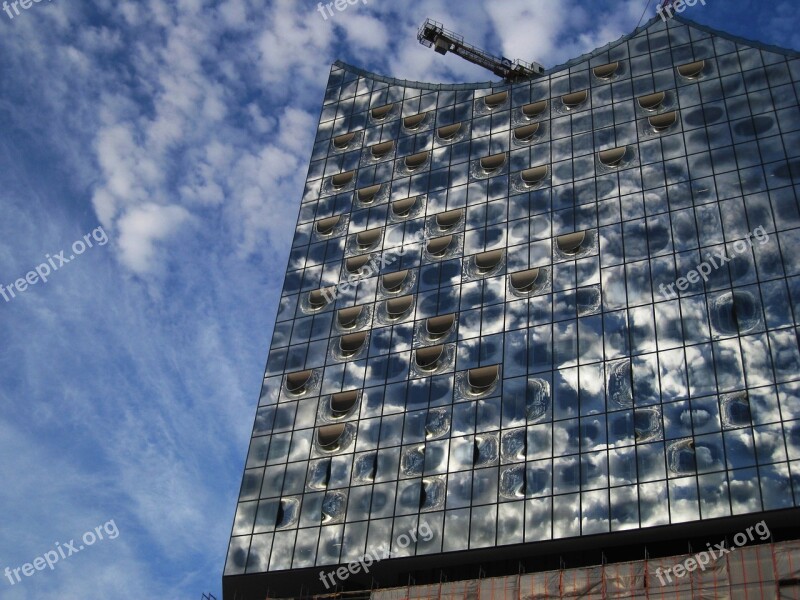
left=226, top=15, right=800, bottom=577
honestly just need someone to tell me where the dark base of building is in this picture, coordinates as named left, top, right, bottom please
left=222, top=507, right=800, bottom=599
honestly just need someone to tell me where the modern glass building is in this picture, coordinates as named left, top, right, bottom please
left=224, top=12, right=800, bottom=600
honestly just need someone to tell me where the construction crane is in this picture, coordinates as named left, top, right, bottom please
left=417, top=19, right=545, bottom=82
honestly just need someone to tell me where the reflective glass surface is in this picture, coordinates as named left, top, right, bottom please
left=227, top=16, right=800, bottom=576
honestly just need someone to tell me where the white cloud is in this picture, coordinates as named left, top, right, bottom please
left=255, top=0, right=334, bottom=86
left=116, top=203, right=194, bottom=275
left=337, top=13, right=391, bottom=52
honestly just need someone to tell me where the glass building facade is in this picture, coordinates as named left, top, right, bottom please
left=224, top=13, right=800, bottom=600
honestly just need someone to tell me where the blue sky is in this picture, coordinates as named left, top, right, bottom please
left=0, top=0, right=795, bottom=597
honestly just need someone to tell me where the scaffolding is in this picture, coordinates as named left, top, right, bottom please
left=368, top=540, right=800, bottom=600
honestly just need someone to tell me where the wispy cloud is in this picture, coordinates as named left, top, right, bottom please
left=0, top=0, right=794, bottom=597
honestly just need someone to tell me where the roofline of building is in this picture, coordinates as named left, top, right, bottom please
left=333, top=13, right=799, bottom=91
left=673, top=12, right=800, bottom=57
left=331, top=59, right=499, bottom=91
left=545, top=13, right=798, bottom=75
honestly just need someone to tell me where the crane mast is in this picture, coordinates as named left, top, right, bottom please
left=417, top=19, right=545, bottom=82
